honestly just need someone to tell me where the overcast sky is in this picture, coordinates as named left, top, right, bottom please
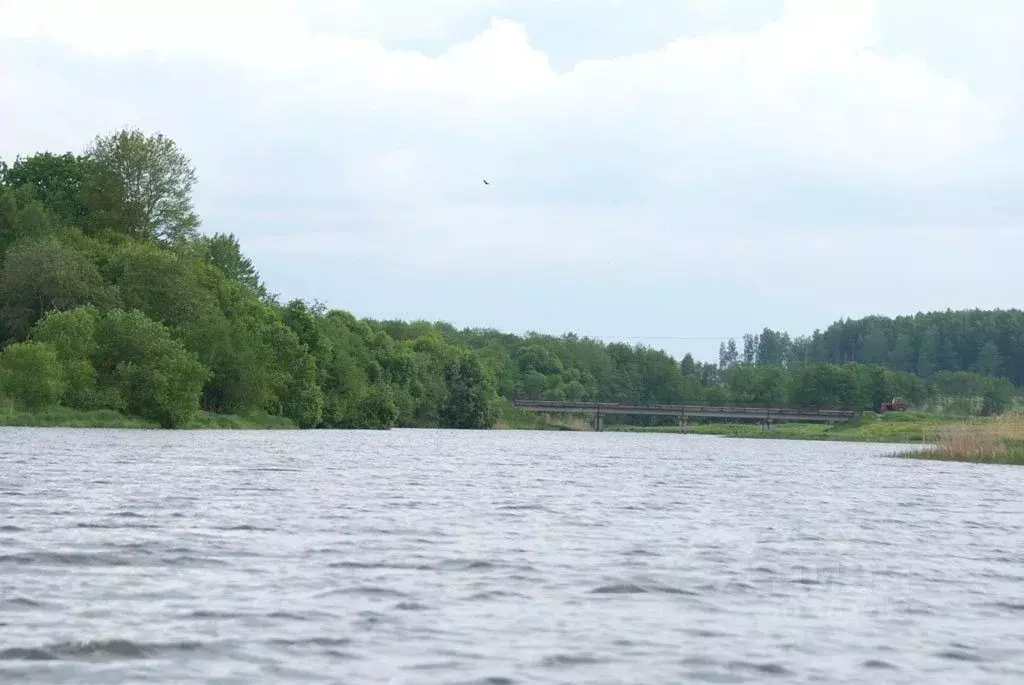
left=2, top=0, right=1022, bottom=362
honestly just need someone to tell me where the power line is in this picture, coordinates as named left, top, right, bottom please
left=577, top=335, right=741, bottom=341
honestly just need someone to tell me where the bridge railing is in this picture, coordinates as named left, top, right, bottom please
left=509, top=398, right=861, bottom=415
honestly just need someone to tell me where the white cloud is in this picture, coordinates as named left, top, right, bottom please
left=0, top=0, right=1001, bottom=174
left=1, top=0, right=1021, bottom=359
left=0, top=0, right=301, bottom=60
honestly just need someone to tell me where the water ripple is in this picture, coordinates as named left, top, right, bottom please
left=2, top=426, right=1022, bottom=684
left=590, top=581, right=699, bottom=596
left=0, top=639, right=209, bottom=661
left=0, top=552, right=133, bottom=567
left=862, top=659, right=898, bottom=670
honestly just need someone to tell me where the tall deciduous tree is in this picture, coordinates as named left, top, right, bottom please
left=718, top=338, right=739, bottom=370
left=742, top=333, right=758, bottom=365
left=86, top=128, right=199, bottom=243
left=755, top=328, right=791, bottom=366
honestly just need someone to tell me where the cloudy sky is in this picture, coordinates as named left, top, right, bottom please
left=2, top=0, right=1022, bottom=361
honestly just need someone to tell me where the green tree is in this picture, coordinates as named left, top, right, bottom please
left=718, top=338, right=739, bottom=369
left=789, top=309, right=1024, bottom=386
left=403, top=333, right=452, bottom=426
left=517, top=344, right=563, bottom=376
left=980, top=379, right=1013, bottom=416
left=95, top=309, right=209, bottom=427
left=193, top=232, right=267, bottom=299
left=940, top=338, right=960, bottom=373
left=348, top=383, right=400, bottom=429
left=917, top=329, right=939, bottom=378
left=755, top=328, right=791, bottom=366
left=0, top=341, right=64, bottom=410
left=933, top=371, right=1014, bottom=417
left=1, top=152, right=96, bottom=228
left=193, top=286, right=283, bottom=416
left=28, top=306, right=102, bottom=409
left=0, top=236, right=114, bottom=342
left=848, top=363, right=896, bottom=411
left=724, top=364, right=787, bottom=405
left=788, top=335, right=812, bottom=365
left=637, top=348, right=686, bottom=404
left=858, top=327, right=889, bottom=365
left=280, top=299, right=325, bottom=358
left=442, top=351, right=498, bottom=428
left=103, top=240, right=218, bottom=329
left=742, top=333, right=758, bottom=365
left=0, top=184, right=63, bottom=263
left=279, top=352, right=325, bottom=428
left=972, top=341, right=1002, bottom=377
left=85, top=128, right=199, bottom=243
left=888, top=333, right=915, bottom=373
left=680, top=353, right=697, bottom=377
left=788, top=363, right=858, bottom=408
left=476, top=343, right=521, bottom=398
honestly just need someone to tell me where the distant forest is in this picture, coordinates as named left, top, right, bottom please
left=1, top=129, right=1019, bottom=427
left=725, top=313, right=1021, bottom=385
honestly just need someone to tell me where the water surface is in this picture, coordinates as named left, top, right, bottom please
left=2, top=427, right=1022, bottom=684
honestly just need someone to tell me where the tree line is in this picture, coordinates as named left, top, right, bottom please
left=0, top=129, right=1018, bottom=427
left=724, top=314, right=1024, bottom=387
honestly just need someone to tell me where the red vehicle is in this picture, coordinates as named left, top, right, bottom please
left=880, top=397, right=907, bottom=412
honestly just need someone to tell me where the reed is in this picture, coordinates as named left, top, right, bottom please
left=912, top=413, right=1024, bottom=464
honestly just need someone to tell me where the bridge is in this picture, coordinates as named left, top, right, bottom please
left=510, top=399, right=860, bottom=432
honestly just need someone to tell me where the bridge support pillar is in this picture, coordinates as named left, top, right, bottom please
left=679, top=414, right=688, bottom=433
left=594, top=412, right=604, bottom=432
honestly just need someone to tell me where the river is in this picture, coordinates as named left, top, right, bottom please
left=1, top=427, right=1022, bottom=684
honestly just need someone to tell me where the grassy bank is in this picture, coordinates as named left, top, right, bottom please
left=493, top=403, right=982, bottom=445
left=492, top=401, right=580, bottom=431
left=0, top=401, right=296, bottom=430
left=604, top=411, right=963, bottom=444
left=607, top=409, right=1024, bottom=464
left=898, top=414, right=1024, bottom=465
left=0, top=405, right=158, bottom=428
left=6, top=396, right=1019, bottom=466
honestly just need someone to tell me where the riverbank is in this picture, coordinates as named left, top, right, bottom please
left=605, top=411, right=955, bottom=444
left=0, top=404, right=296, bottom=430
left=0, top=400, right=977, bottom=442
left=4, top=401, right=1022, bottom=465
left=902, top=443, right=1024, bottom=465
left=896, top=415, right=1024, bottom=465
left=605, top=411, right=1024, bottom=465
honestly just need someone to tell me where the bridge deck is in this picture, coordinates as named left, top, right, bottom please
left=511, top=399, right=859, bottom=425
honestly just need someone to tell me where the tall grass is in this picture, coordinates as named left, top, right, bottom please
left=910, top=413, right=1024, bottom=464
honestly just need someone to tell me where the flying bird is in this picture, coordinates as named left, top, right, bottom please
left=482, top=178, right=490, bottom=185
